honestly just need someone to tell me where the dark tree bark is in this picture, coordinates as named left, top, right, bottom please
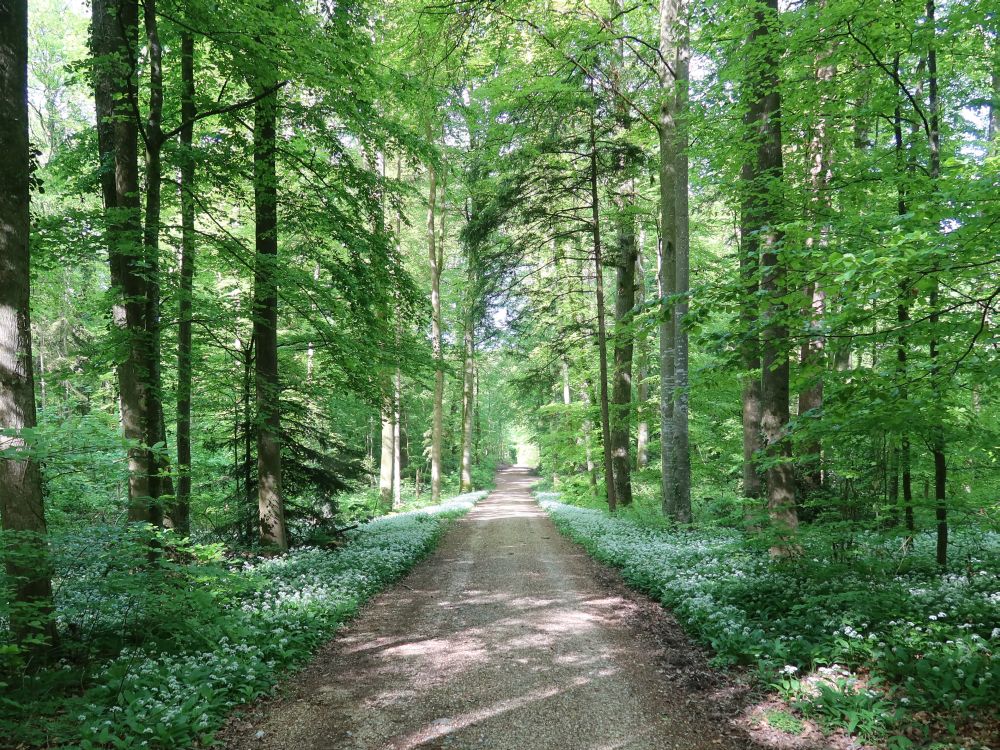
left=141, top=0, right=173, bottom=520
left=892, top=61, right=915, bottom=535
left=798, top=12, right=834, bottom=493
left=610, top=185, right=637, bottom=507
left=253, top=82, right=287, bottom=550
left=172, top=29, right=196, bottom=536
left=739, top=161, right=764, bottom=503
left=747, top=0, right=798, bottom=542
left=588, top=110, right=617, bottom=511
left=926, top=0, right=947, bottom=568
left=0, top=0, right=58, bottom=651
left=92, top=0, right=158, bottom=523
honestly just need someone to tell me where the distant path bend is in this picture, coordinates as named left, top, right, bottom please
left=222, top=466, right=753, bottom=750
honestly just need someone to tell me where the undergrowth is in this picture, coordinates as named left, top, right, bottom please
left=537, top=492, right=999, bottom=748
left=0, top=491, right=486, bottom=749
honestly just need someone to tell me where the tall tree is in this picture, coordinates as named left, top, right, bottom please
left=589, top=107, right=617, bottom=510
left=0, top=0, right=57, bottom=650
left=252, top=73, right=287, bottom=549
left=427, top=126, right=445, bottom=502
left=747, top=0, right=798, bottom=540
left=172, top=29, right=196, bottom=535
left=658, top=0, right=690, bottom=521
left=91, top=0, right=159, bottom=523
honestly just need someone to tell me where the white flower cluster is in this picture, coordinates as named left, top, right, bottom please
left=72, top=490, right=486, bottom=748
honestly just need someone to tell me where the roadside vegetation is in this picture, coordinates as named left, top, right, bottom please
left=539, top=491, right=999, bottom=748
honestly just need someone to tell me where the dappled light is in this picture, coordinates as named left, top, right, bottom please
left=222, top=468, right=748, bottom=749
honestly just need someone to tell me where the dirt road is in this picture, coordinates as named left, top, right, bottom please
left=222, top=467, right=754, bottom=750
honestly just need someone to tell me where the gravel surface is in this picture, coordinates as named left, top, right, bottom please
left=220, top=467, right=762, bottom=750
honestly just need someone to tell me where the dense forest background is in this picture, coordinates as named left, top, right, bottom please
left=1, top=0, right=998, bottom=746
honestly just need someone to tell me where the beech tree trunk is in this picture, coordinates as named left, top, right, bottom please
left=739, top=162, right=763, bottom=502
left=92, top=0, right=158, bottom=523
left=635, top=243, right=650, bottom=469
left=892, top=65, right=915, bottom=534
left=748, top=0, right=798, bottom=541
left=658, top=0, right=691, bottom=520
left=0, top=0, right=58, bottom=650
left=926, top=0, right=947, bottom=568
left=172, top=30, right=195, bottom=536
left=798, top=3, right=834, bottom=494
left=427, top=131, right=444, bottom=503
left=672, top=20, right=692, bottom=522
left=253, top=80, right=287, bottom=550
left=460, top=317, right=475, bottom=492
left=588, top=110, right=617, bottom=511
left=393, top=368, right=403, bottom=508
left=141, top=0, right=173, bottom=524
left=610, top=185, right=637, bottom=507
left=379, top=394, right=394, bottom=505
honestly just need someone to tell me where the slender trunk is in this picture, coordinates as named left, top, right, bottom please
left=672, top=22, right=692, bottom=522
left=253, top=79, right=286, bottom=550
left=581, top=383, right=597, bottom=492
left=926, top=0, right=946, bottom=568
left=798, top=16, right=833, bottom=493
left=893, top=63, right=915, bottom=535
left=242, top=338, right=255, bottom=544
left=657, top=0, right=680, bottom=518
left=427, top=130, right=444, bottom=503
left=749, top=0, right=797, bottom=542
left=611, top=183, right=637, bottom=506
left=0, top=0, right=58, bottom=649
left=141, top=0, right=171, bottom=522
left=460, top=315, right=475, bottom=492
left=92, top=0, right=156, bottom=521
left=393, top=368, right=402, bottom=508
left=379, top=393, right=394, bottom=506
left=589, top=111, right=616, bottom=510
left=635, top=240, right=650, bottom=469
left=171, top=31, right=196, bottom=536
left=739, top=162, right=764, bottom=502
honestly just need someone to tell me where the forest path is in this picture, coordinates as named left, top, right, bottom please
left=221, top=467, right=755, bottom=750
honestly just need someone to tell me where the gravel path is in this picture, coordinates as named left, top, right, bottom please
left=221, top=467, right=758, bottom=750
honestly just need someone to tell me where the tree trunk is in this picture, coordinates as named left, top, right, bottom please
left=427, top=131, right=444, bottom=503
left=893, top=63, right=915, bottom=536
left=672, top=18, right=692, bottom=522
left=140, top=0, right=172, bottom=521
left=393, top=368, right=403, bottom=508
left=926, top=0, right=946, bottom=568
left=0, top=0, right=58, bottom=650
left=657, top=0, right=681, bottom=519
left=171, top=29, right=195, bottom=536
left=739, top=162, right=764, bottom=502
left=635, top=241, right=650, bottom=469
left=798, top=3, right=834, bottom=494
left=379, top=393, right=394, bottom=506
left=253, top=80, right=286, bottom=550
left=610, top=184, right=637, bottom=507
left=748, top=0, right=797, bottom=542
left=460, top=316, right=475, bottom=492
left=92, top=0, right=157, bottom=522
left=588, top=110, right=617, bottom=511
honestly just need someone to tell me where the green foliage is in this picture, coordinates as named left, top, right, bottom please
left=0, top=492, right=485, bottom=748
left=540, top=494, right=999, bottom=743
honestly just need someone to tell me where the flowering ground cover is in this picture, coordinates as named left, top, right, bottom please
left=1, top=491, right=485, bottom=749
left=538, top=493, right=999, bottom=747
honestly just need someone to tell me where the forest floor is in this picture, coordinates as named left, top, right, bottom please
left=219, top=467, right=824, bottom=750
